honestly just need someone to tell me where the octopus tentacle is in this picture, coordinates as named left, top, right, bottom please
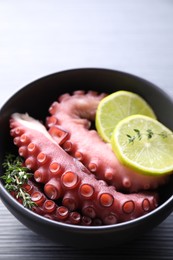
left=47, top=91, right=168, bottom=192
left=13, top=180, right=90, bottom=225
left=10, top=113, right=158, bottom=225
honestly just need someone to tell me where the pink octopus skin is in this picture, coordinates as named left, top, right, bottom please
left=10, top=113, right=158, bottom=225
left=14, top=180, right=92, bottom=225
left=27, top=181, right=93, bottom=225
left=47, top=90, right=169, bottom=192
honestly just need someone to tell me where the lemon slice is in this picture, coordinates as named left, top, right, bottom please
left=111, top=114, right=173, bottom=176
left=95, top=90, right=156, bottom=142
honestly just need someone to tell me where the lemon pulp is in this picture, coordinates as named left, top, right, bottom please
left=111, top=114, right=173, bottom=176
left=96, top=90, right=156, bottom=142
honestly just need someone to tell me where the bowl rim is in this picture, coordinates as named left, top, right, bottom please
left=1, top=67, right=173, bottom=110
left=1, top=179, right=173, bottom=232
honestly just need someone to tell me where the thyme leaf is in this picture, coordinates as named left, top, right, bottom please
left=146, top=129, right=154, bottom=139
left=1, top=154, right=36, bottom=209
left=133, top=129, right=142, bottom=140
left=126, top=134, right=136, bottom=144
left=126, top=129, right=171, bottom=144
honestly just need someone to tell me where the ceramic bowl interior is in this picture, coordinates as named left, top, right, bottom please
left=0, top=68, right=173, bottom=248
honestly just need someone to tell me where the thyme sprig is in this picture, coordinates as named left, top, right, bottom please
left=1, top=154, right=36, bottom=209
left=126, top=129, right=169, bottom=144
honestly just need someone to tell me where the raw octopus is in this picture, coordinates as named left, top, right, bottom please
left=10, top=113, right=158, bottom=225
left=18, top=180, right=93, bottom=225
left=47, top=90, right=169, bottom=192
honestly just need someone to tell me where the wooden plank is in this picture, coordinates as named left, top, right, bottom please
left=1, top=201, right=173, bottom=259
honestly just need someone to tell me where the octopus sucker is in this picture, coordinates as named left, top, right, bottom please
left=104, top=214, right=118, bottom=225
left=88, top=161, right=98, bottom=172
left=31, top=190, right=46, bottom=206
left=34, top=167, right=49, bottom=183
left=81, top=216, right=93, bottom=226
left=37, top=152, right=48, bottom=165
left=44, top=179, right=62, bottom=200
left=27, top=142, right=37, bottom=153
left=74, top=151, right=84, bottom=161
left=25, top=156, right=37, bottom=170
left=62, top=140, right=74, bottom=152
left=18, top=146, right=28, bottom=157
left=55, top=206, right=69, bottom=220
left=10, top=112, right=159, bottom=225
left=79, top=183, right=95, bottom=199
left=82, top=204, right=97, bottom=218
left=22, top=180, right=92, bottom=225
left=47, top=91, right=169, bottom=192
left=49, top=162, right=62, bottom=175
left=43, top=200, right=56, bottom=213
left=99, top=193, right=114, bottom=208
left=62, top=191, right=79, bottom=211
left=48, top=125, right=69, bottom=145
left=122, top=200, right=135, bottom=214
left=61, top=171, right=79, bottom=189
left=69, top=212, right=81, bottom=225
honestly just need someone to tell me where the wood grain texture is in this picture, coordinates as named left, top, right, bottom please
left=1, top=201, right=173, bottom=260
left=0, top=0, right=173, bottom=259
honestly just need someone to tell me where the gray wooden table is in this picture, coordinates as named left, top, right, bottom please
left=0, top=1, right=173, bottom=259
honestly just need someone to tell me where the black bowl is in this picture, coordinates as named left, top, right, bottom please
left=1, top=68, right=173, bottom=248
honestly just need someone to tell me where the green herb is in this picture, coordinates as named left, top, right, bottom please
left=126, top=129, right=169, bottom=144
left=1, top=154, right=36, bottom=209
